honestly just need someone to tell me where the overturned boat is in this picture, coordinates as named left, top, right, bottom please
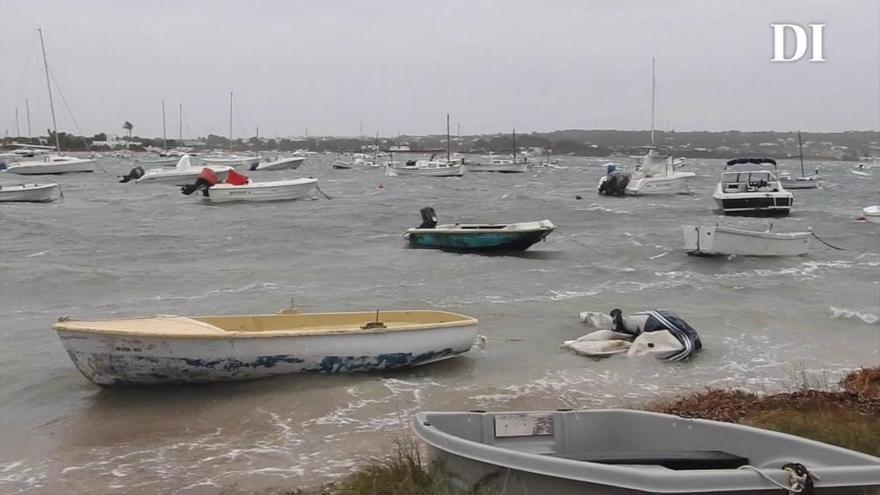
left=0, top=182, right=61, bottom=203
left=53, top=309, right=478, bottom=386
left=181, top=169, right=318, bottom=203
left=404, top=207, right=555, bottom=251
left=414, top=409, right=880, bottom=495
left=567, top=309, right=701, bottom=361
left=683, top=224, right=811, bottom=256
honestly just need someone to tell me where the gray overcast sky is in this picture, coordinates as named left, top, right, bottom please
left=1, top=0, right=878, bottom=139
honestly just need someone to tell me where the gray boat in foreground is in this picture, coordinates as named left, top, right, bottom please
left=414, top=409, right=880, bottom=494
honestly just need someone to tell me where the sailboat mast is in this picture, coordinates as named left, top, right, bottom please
left=15, top=107, right=20, bottom=137
left=446, top=113, right=450, bottom=162
left=650, top=57, right=656, bottom=147
left=797, top=130, right=805, bottom=177
left=228, top=91, right=233, bottom=151
left=374, top=131, right=379, bottom=163
left=25, top=98, right=32, bottom=143
left=512, top=128, right=517, bottom=162
left=178, top=103, right=182, bottom=143
left=37, top=27, right=61, bottom=153
left=161, top=100, right=167, bottom=151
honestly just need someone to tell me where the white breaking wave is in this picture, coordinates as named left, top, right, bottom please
left=829, top=306, right=879, bottom=325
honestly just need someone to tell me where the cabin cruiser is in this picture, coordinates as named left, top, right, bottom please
left=712, top=158, right=793, bottom=216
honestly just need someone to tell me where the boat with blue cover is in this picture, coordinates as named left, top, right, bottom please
left=404, top=207, right=555, bottom=252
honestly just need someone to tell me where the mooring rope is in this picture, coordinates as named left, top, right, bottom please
left=811, top=231, right=845, bottom=251
left=314, top=182, right=332, bottom=200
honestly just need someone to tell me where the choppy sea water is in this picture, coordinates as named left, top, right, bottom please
left=1, top=155, right=878, bottom=494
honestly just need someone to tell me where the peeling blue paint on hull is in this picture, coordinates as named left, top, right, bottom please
left=66, top=348, right=467, bottom=387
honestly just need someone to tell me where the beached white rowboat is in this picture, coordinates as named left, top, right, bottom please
left=53, top=310, right=478, bottom=386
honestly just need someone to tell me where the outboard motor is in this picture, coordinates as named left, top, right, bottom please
left=418, top=207, right=437, bottom=229
left=181, top=168, right=218, bottom=197
left=406, top=159, right=417, bottom=167
left=598, top=167, right=631, bottom=196
left=119, top=166, right=145, bottom=183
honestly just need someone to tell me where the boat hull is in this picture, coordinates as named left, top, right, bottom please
left=464, top=163, right=528, bottom=173
left=415, top=410, right=880, bottom=495
left=202, top=157, right=261, bottom=168
left=252, top=156, right=305, bottom=171
left=385, top=164, right=463, bottom=177
left=406, top=222, right=555, bottom=251
left=135, top=167, right=231, bottom=185
left=863, top=206, right=880, bottom=224
left=780, top=178, right=820, bottom=190
left=56, top=324, right=476, bottom=386
left=135, top=157, right=180, bottom=167
left=0, top=183, right=61, bottom=202
left=713, top=195, right=793, bottom=216
left=626, top=172, right=695, bottom=195
left=682, top=225, right=811, bottom=256
left=206, top=178, right=318, bottom=203
left=6, top=158, right=95, bottom=175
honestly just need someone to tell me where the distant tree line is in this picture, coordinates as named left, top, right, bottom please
left=4, top=129, right=877, bottom=159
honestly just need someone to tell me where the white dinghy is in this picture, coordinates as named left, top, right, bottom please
left=414, top=409, right=880, bottom=495
left=129, top=155, right=231, bottom=185
left=53, top=310, right=478, bottom=386
left=862, top=205, right=880, bottom=224
left=0, top=182, right=61, bottom=202
left=182, top=169, right=318, bottom=203
left=249, top=155, right=305, bottom=171
left=682, top=224, right=811, bottom=256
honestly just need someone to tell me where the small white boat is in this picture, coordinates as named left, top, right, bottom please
left=133, top=155, right=231, bottom=185
left=5, top=155, right=96, bottom=175
left=53, top=310, right=479, bottom=386
left=202, top=177, right=319, bottom=203
left=386, top=159, right=463, bottom=177
left=0, top=182, right=61, bottom=202
left=201, top=154, right=261, bottom=169
left=249, top=156, right=305, bottom=171
left=683, top=224, right=811, bottom=256
left=780, top=175, right=820, bottom=189
left=862, top=205, right=880, bottom=224
left=465, top=158, right=529, bottom=173
left=414, top=409, right=880, bottom=495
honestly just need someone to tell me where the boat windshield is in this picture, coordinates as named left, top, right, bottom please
left=720, top=171, right=781, bottom=193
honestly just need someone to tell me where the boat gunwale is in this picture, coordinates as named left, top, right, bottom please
left=405, top=221, right=555, bottom=235
left=52, top=310, right=478, bottom=339
left=708, top=225, right=812, bottom=240
left=414, top=409, right=880, bottom=492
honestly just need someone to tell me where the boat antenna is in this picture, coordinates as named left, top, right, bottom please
left=228, top=91, right=233, bottom=152
left=650, top=57, right=656, bottom=148
left=797, top=130, right=805, bottom=177
left=446, top=113, right=451, bottom=162
left=26, top=98, right=33, bottom=144
left=37, top=27, right=61, bottom=153
left=161, top=100, right=167, bottom=152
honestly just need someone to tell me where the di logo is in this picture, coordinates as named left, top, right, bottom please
left=770, top=24, right=826, bottom=62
